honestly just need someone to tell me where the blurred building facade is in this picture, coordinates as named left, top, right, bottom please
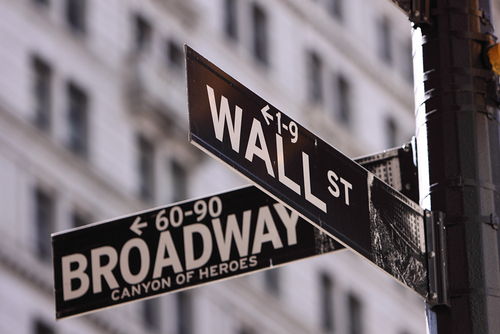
left=0, top=0, right=468, bottom=333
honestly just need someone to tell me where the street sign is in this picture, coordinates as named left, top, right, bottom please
left=52, top=186, right=342, bottom=319
left=187, top=46, right=428, bottom=298
left=52, top=141, right=419, bottom=319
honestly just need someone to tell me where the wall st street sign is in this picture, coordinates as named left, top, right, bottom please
left=52, top=186, right=341, bottom=319
left=187, top=46, right=428, bottom=299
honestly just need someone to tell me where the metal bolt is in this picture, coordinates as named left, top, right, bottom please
left=431, top=292, right=438, bottom=300
left=429, top=251, right=436, bottom=258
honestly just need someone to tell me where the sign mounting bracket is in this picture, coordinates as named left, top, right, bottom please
left=425, top=210, right=449, bottom=307
left=391, top=0, right=431, bottom=25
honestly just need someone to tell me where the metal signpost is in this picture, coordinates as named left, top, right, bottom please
left=53, top=186, right=342, bottom=319
left=186, top=46, right=429, bottom=299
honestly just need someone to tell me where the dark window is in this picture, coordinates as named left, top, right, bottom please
left=264, top=268, right=280, bottom=296
left=171, top=160, right=187, bottom=202
left=328, top=0, right=343, bottom=21
left=138, top=135, right=155, bottom=202
left=65, top=0, right=86, bottom=34
left=34, top=187, right=54, bottom=261
left=307, top=50, right=323, bottom=104
left=133, top=14, right=152, bottom=53
left=33, top=0, right=50, bottom=7
left=239, top=326, right=256, bottom=334
left=143, top=298, right=160, bottom=331
left=223, top=0, right=238, bottom=40
left=320, top=273, right=334, bottom=332
left=347, top=293, right=363, bottom=334
left=67, top=82, right=89, bottom=157
left=336, top=74, right=351, bottom=124
left=378, top=17, right=392, bottom=65
left=251, top=3, right=269, bottom=65
left=33, top=319, right=55, bottom=334
left=386, top=116, right=397, bottom=148
left=166, top=40, right=184, bottom=70
left=32, top=56, right=52, bottom=131
left=404, top=41, right=414, bottom=83
left=72, top=210, right=90, bottom=228
left=177, top=291, right=192, bottom=334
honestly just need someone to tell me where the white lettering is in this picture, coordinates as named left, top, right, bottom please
left=91, top=246, right=119, bottom=293
left=153, top=231, right=183, bottom=278
left=111, top=289, right=120, bottom=301
left=206, top=85, right=242, bottom=152
left=340, top=177, right=353, bottom=205
left=276, top=134, right=301, bottom=194
left=120, top=238, right=150, bottom=284
left=184, top=224, right=213, bottom=270
left=62, top=254, right=89, bottom=301
left=327, top=170, right=340, bottom=198
left=252, top=206, right=283, bottom=254
left=273, top=203, right=299, bottom=245
left=245, top=119, right=275, bottom=177
left=212, top=210, right=251, bottom=261
left=302, top=152, right=327, bottom=212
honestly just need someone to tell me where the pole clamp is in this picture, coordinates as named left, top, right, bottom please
left=425, top=210, right=449, bottom=307
left=486, top=214, right=499, bottom=230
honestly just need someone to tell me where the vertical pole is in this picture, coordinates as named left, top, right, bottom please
left=416, top=0, right=500, bottom=333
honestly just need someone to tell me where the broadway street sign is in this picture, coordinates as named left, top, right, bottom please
left=52, top=186, right=341, bottom=319
left=187, top=46, right=428, bottom=298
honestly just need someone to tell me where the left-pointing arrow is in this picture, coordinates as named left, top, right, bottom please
left=130, top=216, right=148, bottom=236
left=261, top=105, right=273, bottom=125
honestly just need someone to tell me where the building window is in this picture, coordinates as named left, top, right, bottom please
left=264, top=268, right=280, bottom=296
left=166, top=40, right=184, bottom=70
left=65, top=0, right=86, bottom=34
left=223, top=0, right=238, bottom=40
left=34, top=187, right=54, bottom=261
left=347, top=293, right=363, bottom=334
left=67, top=82, right=89, bottom=157
left=72, top=210, right=91, bottom=228
left=177, top=291, right=192, bottom=334
left=377, top=17, right=392, bottom=65
left=32, top=56, right=52, bottom=131
left=143, top=298, right=160, bottom=331
left=307, top=50, right=323, bottom=104
left=336, top=73, right=351, bottom=124
left=251, top=3, right=269, bottom=65
left=404, top=41, right=414, bottom=83
left=33, top=319, right=55, bottom=334
left=33, top=0, right=50, bottom=7
left=133, top=14, right=152, bottom=53
left=138, top=136, right=155, bottom=202
left=171, top=160, right=187, bottom=202
left=386, top=116, right=397, bottom=148
left=328, top=0, right=343, bottom=21
left=239, top=326, right=256, bottom=334
left=320, top=273, right=334, bottom=332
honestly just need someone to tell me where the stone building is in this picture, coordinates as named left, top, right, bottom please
left=2, top=0, right=488, bottom=333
